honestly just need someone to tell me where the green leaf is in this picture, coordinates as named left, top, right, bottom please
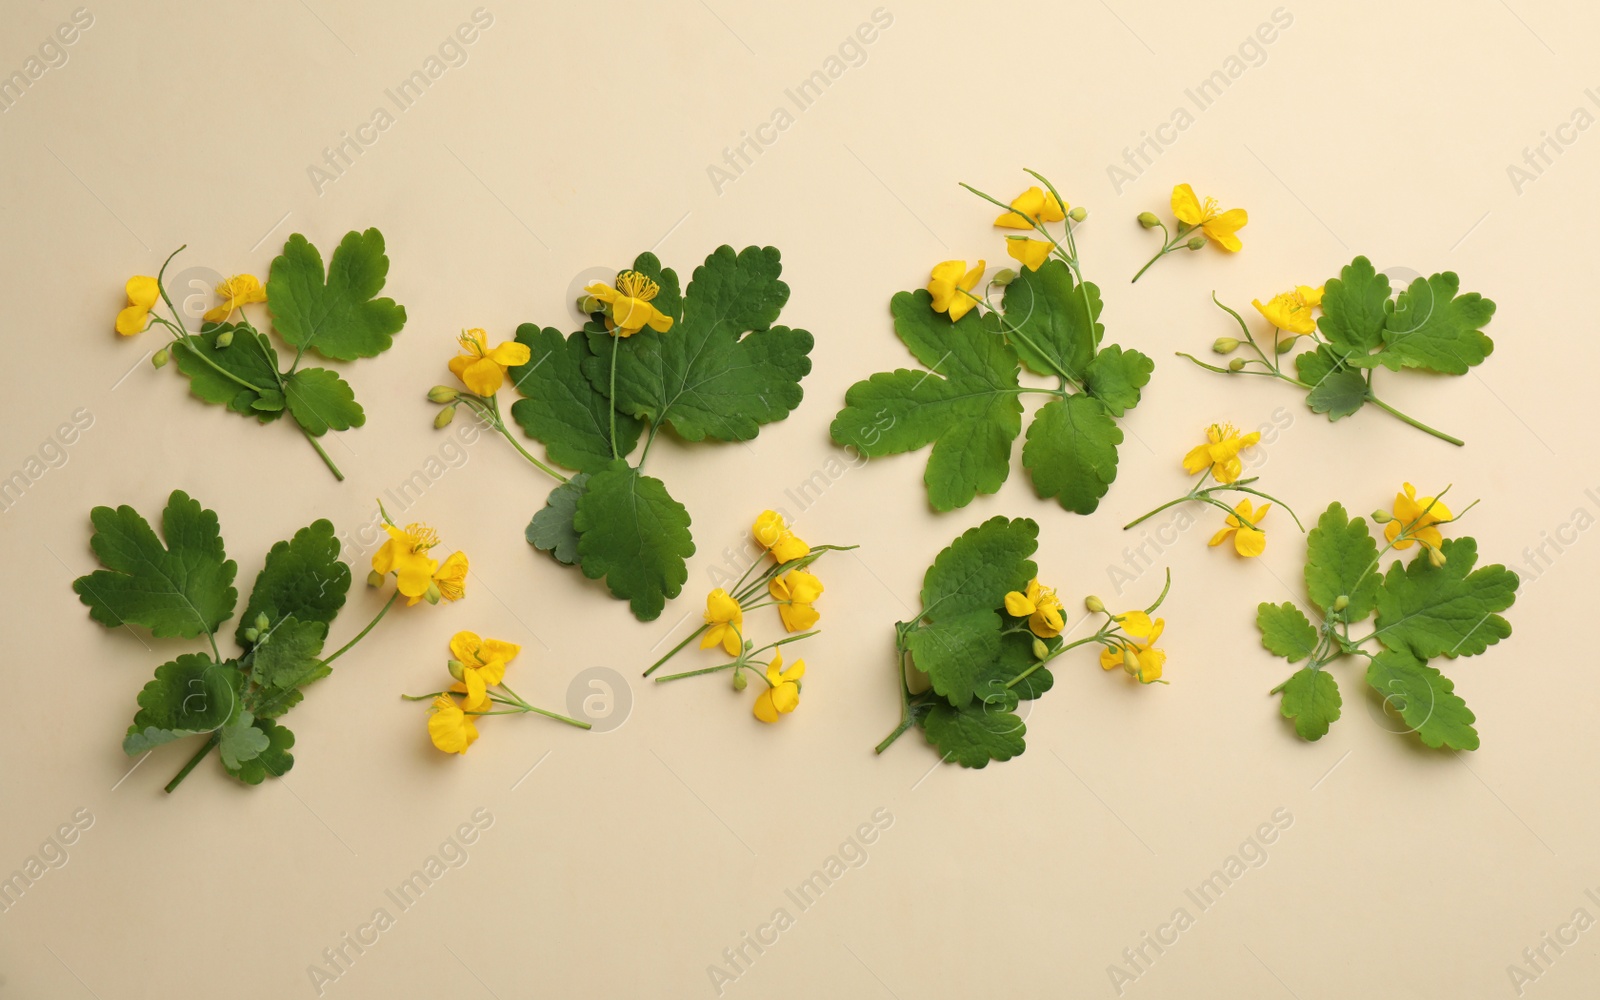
left=921, top=701, right=1026, bottom=768
left=1022, top=395, right=1122, bottom=515
left=572, top=460, right=695, bottom=621
left=225, top=717, right=296, bottom=783
left=173, top=324, right=283, bottom=421
left=1378, top=271, right=1496, bottom=374
left=972, top=629, right=1057, bottom=707
left=1278, top=667, right=1341, bottom=741
left=597, top=246, right=812, bottom=442
left=526, top=473, right=590, bottom=566
left=1083, top=345, right=1153, bottom=417
left=905, top=609, right=1002, bottom=709
left=509, top=326, right=641, bottom=473
left=831, top=290, right=1023, bottom=511
left=123, top=654, right=242, bottom=754
left=74, top=490, right=238, bottom=640
left=267, top=229, right=406, bottom=362
left=1305, top=368, right=1368, bottom=421
left=250, top=616, right=328, bottom=691
left=235, top=519, right=350, bottom=648
left=1304, top=503, right=1381, bottom=621
left=283, top=368, right=364, bottom=436
left=918, top=516, right=1038, bottom=622
left=1367, top=649, right=1478, bottom=750
left=1257, top=602, right=1319, bottom=662
left=218, top=710, right=270, bottom=769
left=249, top=660, right=332, bottom=720
left=1372, top=538, right=1517, bottom=659
left=1316, top=256, right=1391, bottom=355
left=999, top=259, right=1101, bottom=379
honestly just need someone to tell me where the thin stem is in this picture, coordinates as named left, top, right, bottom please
left=324, top=591, right=400, bottom=665
left=299, top=428, right=344, bottom=481
left=1367, top=395, right=1465, bottom=447
left=643, top=623, right=709, bottom=676
left=1123, top=494, right=1195, bottom=531
left=494, top=419, right=569, bottom=482
left=639, top=423, right=659, bottom=468
left=459, top=396, right=569, bottom=483
left=654, top=661, right=741, bottom=682
left=1005, top=634, right=1102, bottom=689
left=1228, top=485, right=1305, bottom=531
left=164, top=732, right=219, bottom=793
left=608, top=332, right=620, bottom=460
left=875, top=641, right=916, bottom=755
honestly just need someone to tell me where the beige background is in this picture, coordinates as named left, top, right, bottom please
left=2, top=0, right=1595, bottom=997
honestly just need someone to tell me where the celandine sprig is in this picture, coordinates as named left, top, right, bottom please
left=424, top=247, right=815, bottom=623
left=648, top=510, right=855, bottom=725
left=115, top=229, right=406, bottom=480
left=403, top=631, right=591, bottom=755
left=71, top=491, right=462, bottom=793
left=1123, top=421, right=1304, bottom=558
left=1131, top=183, right=1248, bottom=283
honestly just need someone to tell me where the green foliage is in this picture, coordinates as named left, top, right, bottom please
left=572, top=460, right=695, bottom=622
left=175, top=325, right=284, bottom=420
left=526, top=474, right=589, bottom=566
left=283, top=368, right=364, bottom=436
left=922, top=701, right=1027, bottom=768
left=1257, top=500, right=1516, bottom=750
left=510, top=326, right=641, bottom=473
left=833, top=260, right=1149, bottom=514
left=74, top=493, right=355, bottom=790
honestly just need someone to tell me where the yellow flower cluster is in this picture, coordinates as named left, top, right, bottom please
left=427, top=631, right=521, bottom=754
left=584, top=270, right=674, bottom=337
left=1099, top=611, right=1167, bottom=684
left=449, top=328, right=531, bottom=397
left=115, top=272, right=265, bottom=336
left=1004, top=579, right=1065, bottom=639
left=370, top=517, right=469, bottom=606
left=927, top=183, right=1088, bottom=322
left=1182, top=422, right=1260, bottom=486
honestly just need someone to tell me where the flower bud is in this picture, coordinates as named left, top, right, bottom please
left=254, top=612, right=270, bottom=632
left=990, top=268, right=1017, bottom=287
left=367, top=569, right=385, bottom=588
left=425, top=582, right=442, bottom=605
left=1186, top=236, right=1207, bottom=251
left=1122, top=648, right=1141, bottom=676
left=1276, top=339, right=1296, bottom=354
left=151, top=348, right=170, bottom=368
left=577, top=294, right=602, bottom=314
left=731, top=667, right=748, bottom=692
left=1084, top=595, right=1105, bottom=614
left=447, top=658, right=466, bottom=682
left=1136, top=212, right=1161, bottom=229
left=1212, top=337, right=1239, bottom=354
left=213, top=329, right=235, bottom=348
left=1069, top=206, right=1088, bottom=222
left=241, top=627, right=260, bottom=643
left=1031, top=638, right=1049, bottom=661
left=434, top=404, right=457, bottom=429
left=1332, top=595, right=1350, bottom=612
left=1228, top=358, right=1246, bottom=372
left=427, top=385, right=459, bottom=404
left=1370, top=510, right=1393, bottom=523
left=1427, top=546, right=1447, bottom=568
left=742, top=639, right=753, bottom=653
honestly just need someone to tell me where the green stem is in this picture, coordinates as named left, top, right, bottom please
left=1004, top=634, right=1102, bottom=689
left=638, top=423, right=659, bottom=469
left=164, top=732, right=219, bottom=793
left=654, top=661, right=741, bottom=682
left=1367, top=395, right=1465, bottom=447
left=643, top=623, right=710, bottom=676
left=875, top=642, right=917, bottom=754
left=608, top=332, right=620, bottom=461
left=324, top=591, right=399, bottom=665
left=299, top=429, right=344, bottom=481
left=494, top=418, right=568, bottom=482
left=1227, top=485, right=1305, bottom=531
left=460, top=396, right=568, bottom=483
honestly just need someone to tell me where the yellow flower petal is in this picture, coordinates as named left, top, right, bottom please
left=460, top=355, right=505, bottom=396
left=1235, top=527, right=1266, bottom=557
left=753, top=689, right=780, bottom=723
left=115, top=304, right=150, bottom=336
left=428, top=695, right=478, bottom=754
left=1006, top=237, right=1053, bottom=272
left=1004, top=590, right=1036, bottom=617
left=1170, top=184, right=1202, bottom=226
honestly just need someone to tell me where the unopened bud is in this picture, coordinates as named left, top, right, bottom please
left=1068, top=206, right=1087, bottom=222
left=447, top=658, right=466, bottom=682
left=1122, top=648, right=1141, bottom=676
left=1332, top=595, right=1350, bottom=612
left=1370, top=510, right=1393, bottom=523
left=990, top=268, right=1017, bottom=287
left=425, top=582, right=442, bottom=605
left=1031, top=638, right=1049, bottom=661
left=254, top=612, right=270, bottom=632
left=1427, top=547, right=1447, bottom=568
left=367, top=569, right=385, bottom=588
left=1276, top=338, right=1296, bottom=354
left=151, top=348, right=170, bottom=368
left=427, top=385, right=459, bottom=404
left=577, top=294, right=601, bottom=314
left=1084, top=595, right=1105, bottom=614
left=213, top=329, right=235, bottom=348
left=731, top=667, right=748, bottom=692
left=742, top=639, right=754, bottom=653
left=1186, top=236, right=1207, bottom=251
left=1228, top=358, right=1246, bottom=372
left=241, top=627, right=260, bottom=643
left=434, top=404, right=457, bottom=429
left=1137, top=211, right=1161, bottom=229
left=1212, top=337, right=1239, bottom=354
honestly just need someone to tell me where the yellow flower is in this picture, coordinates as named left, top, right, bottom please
left=753, top=650, right=805, bottom=723
left=928, top=259, right=985, bottom=322
left=1004, top=578, right=1065, bottom=638
left=994, top=186, right=1067, bottom=229
left=1385, top=483, right=1453, bottom=551
left=115, top=276, right=159, bottom=336
left=202, top=274, right=267, bottom=324
left=769, top=570, right=823, bottom=632
left=448, top=631, right=519, bottom=712
left=753, top=510, right=809, bottom=564
left=1182, top=423, right=1260, bottom=484
left=1099, top=611, right=1167, bottom=684
left=427, top=694, right=479, bottom=754
left=1170, top=183, right=1248, bottom=252
left=1252, top=285, right=1325, bottom=337
left=431, top=551, right=469, bottom=603
left=584, top=270, right=674, bottom=338
left=448, top=328, right=532, bottom=396
left=372, top=522, right=440, bottom=603
left=1209, top=498, right=1270, bottom=557
left=701, top=589, right=745, bottom=656
left=1005, top=237, right=1053, bottom=272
